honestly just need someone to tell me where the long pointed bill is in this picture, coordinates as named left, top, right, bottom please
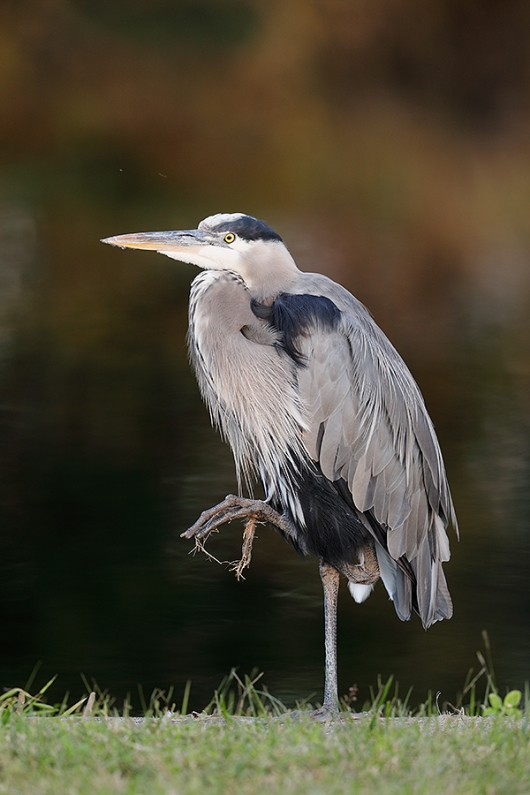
left=101, top=229, right=215, bottom=253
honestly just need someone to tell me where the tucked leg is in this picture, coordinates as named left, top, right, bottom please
left=319, top=559, right=341, bottom=714
left=335, top=542, right=380, bottom=585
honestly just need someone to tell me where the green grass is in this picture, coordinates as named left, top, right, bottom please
left=0, top=712, right=529, bottom=794
left=0, top=635, right=528, bottom=794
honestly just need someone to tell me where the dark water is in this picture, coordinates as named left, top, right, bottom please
left=0, top=198, right=528, bottom=713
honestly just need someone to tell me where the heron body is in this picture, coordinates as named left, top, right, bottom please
left=102, top=213, right=457, bottom=713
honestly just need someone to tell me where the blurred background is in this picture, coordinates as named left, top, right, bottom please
left=0, top=0, right=529, bottom=711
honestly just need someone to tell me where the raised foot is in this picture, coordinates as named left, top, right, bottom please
left=181, top=495, right=294, bottom=579
left=181, top=495, right=293, bottom=541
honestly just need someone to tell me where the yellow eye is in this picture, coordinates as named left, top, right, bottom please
left=224, top=232, right=236, bottom=244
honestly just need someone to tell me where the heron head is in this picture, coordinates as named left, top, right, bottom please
left=101, top=213, right=300, bottom=300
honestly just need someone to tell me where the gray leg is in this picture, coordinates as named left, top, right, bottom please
left=319, top=559, right=341, bottom=714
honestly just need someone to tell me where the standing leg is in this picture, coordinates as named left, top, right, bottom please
left=319, top=559, right=340, bottom=713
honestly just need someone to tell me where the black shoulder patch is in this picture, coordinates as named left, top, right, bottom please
left=252, top=293, right=341, bottom=364
left=212, top=215, right=282, bottom=242
left=268, top=462, right=368, bottom=564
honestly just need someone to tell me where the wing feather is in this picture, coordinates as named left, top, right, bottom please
left=319, top=411, right=344, bottom=480
left=290, top=272, right=456, bottom=628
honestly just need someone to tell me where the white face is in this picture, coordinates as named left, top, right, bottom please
left=101, top=212, right=300, bottom=299
left=157, top=212, right=244, bottom=269
left=162, top=234, right=248, bottom=272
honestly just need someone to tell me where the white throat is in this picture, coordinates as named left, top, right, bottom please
left=233, top=239, right=300, bottom=301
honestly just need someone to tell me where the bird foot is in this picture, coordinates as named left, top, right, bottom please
left=181, top=495, right=293, bottom=578
left=228, top=517, right=257, bottom=581
left=182, top=495, right=292, bottom=540
left=286, top=705, right=341, bottom=723
left=309, top=705, right=342, bottom=722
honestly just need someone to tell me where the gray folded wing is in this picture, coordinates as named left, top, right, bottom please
left=291, top=273, right=457, bottom=627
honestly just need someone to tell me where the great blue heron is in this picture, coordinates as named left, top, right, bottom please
left=102, top=213, right=457, bottom=714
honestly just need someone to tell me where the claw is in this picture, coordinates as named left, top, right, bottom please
left=182, top=495, right=292, bottom=579
left=191, top=536, right=224, bottom=565
left=229, top=517, right=257, bottom=580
